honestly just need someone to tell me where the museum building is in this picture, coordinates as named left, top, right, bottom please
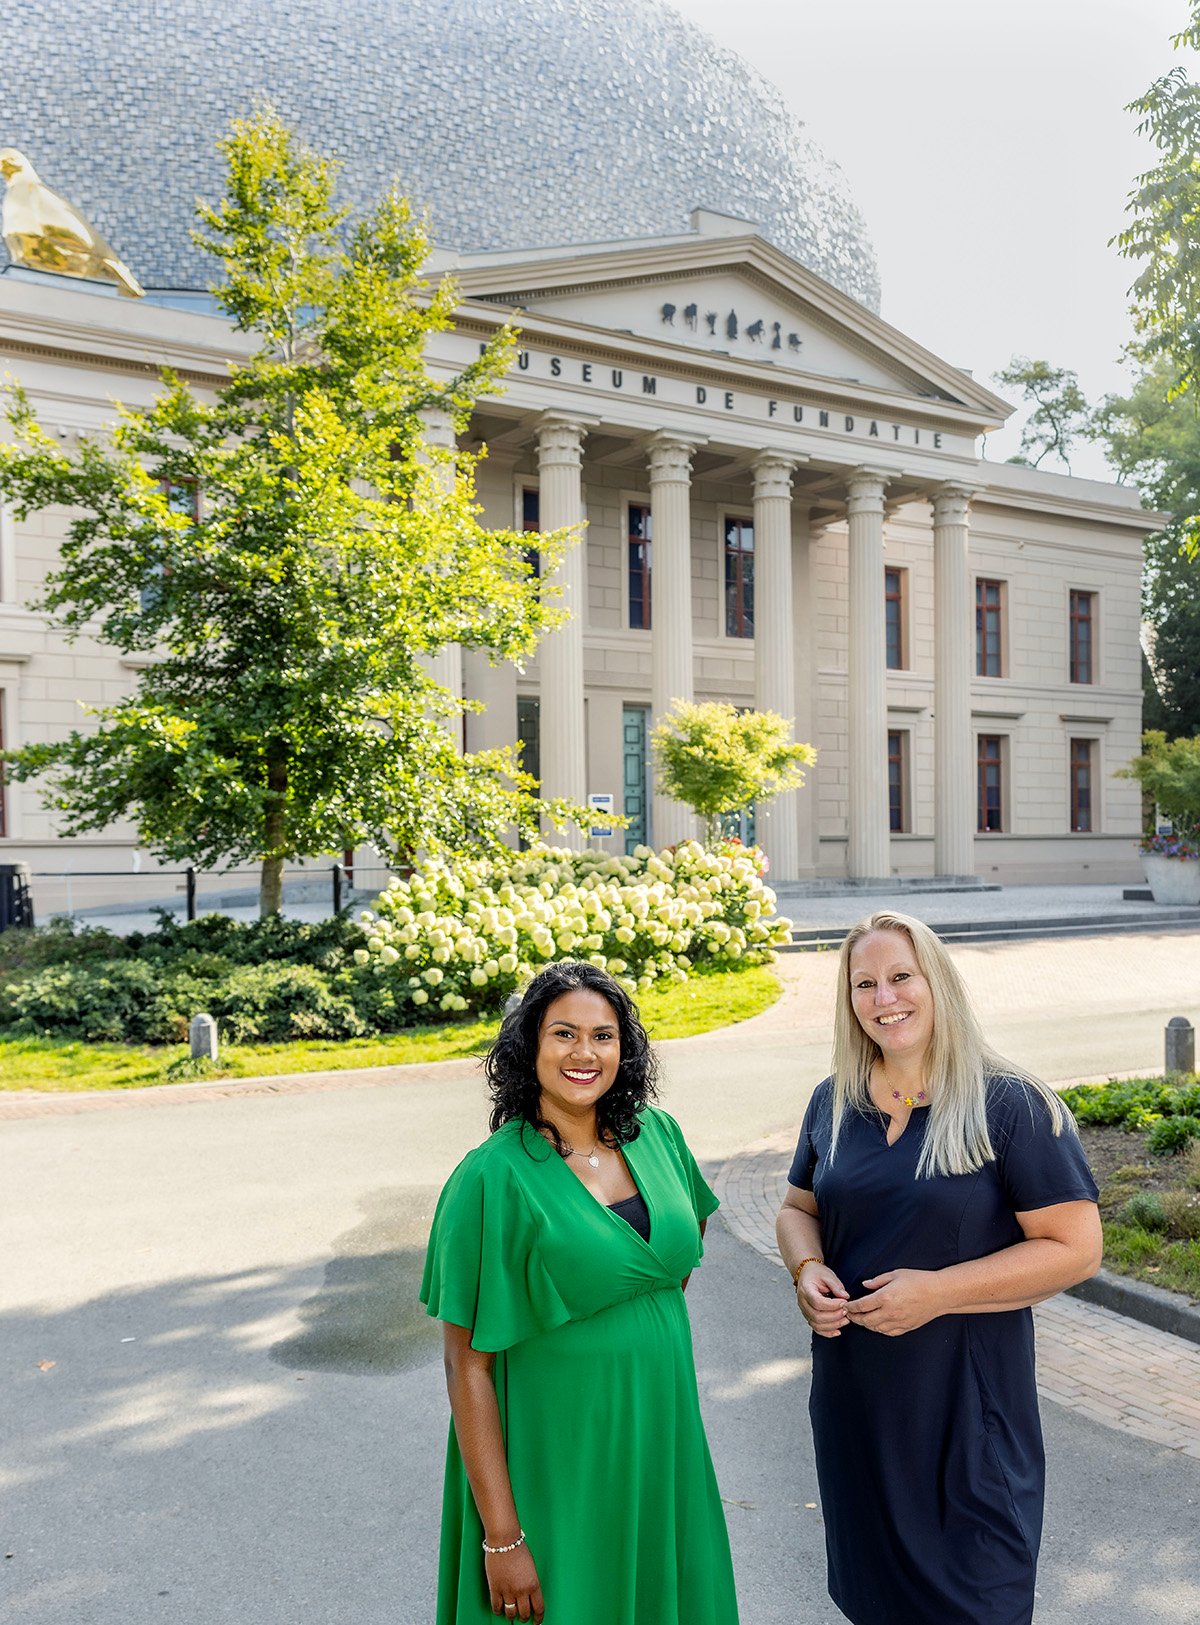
left=0, top=0, right=1161, bottom=894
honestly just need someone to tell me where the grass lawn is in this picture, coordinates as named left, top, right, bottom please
left=0, top=965, right=781, bottom=1093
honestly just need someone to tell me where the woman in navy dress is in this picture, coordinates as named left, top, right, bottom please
left=777, top=911, right=1101, bottom=1625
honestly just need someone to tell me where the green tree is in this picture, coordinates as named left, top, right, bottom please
left=1092, top=360, right=1200, bottom=735
left=650, top=700, right=816, bottom=849
left=1117, top=730, right=1200, bottom=838
left=1115, top=2, right=1200, bottom=553
left=992, top=357, right=1090, bottom=472
left=0, top=106, right=588, bottom=914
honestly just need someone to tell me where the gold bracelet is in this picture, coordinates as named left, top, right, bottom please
left=791, top=1256, right=823, bottom=1285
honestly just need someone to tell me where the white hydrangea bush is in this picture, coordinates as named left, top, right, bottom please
left=353, top=841, right=793, bottom=1018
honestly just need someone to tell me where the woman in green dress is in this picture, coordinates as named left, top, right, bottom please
left=421, top=960, right=739, bottom=1625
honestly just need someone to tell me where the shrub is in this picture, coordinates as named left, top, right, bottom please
left=1146, top=1114, right=1200, bottom=1157
left=0, top=916, right=131, bottom=976
left=1184, top=1142, right=1200, bottom=1192
left=0, top=843, right=792, bottom=1044
left=203, top=963, right=369, bottom=1043
left=1120, top=1191, right=1168, bottom=1231
left=0, top=959, right=186, bottom=1043
left=1060, top=1076, right=1200, bottom=1130
left=1160, top=1190, right=1200, bottom=1241
left=356, top=840, right=793, bottom=1020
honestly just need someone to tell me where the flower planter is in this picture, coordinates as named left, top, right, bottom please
left=1142, top=851, right=1200, bottom=906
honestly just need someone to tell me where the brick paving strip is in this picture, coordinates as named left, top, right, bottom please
left=712, top=1130, right=1200, bottom=1463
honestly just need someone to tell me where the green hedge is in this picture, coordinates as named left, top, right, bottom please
left=1062, top=1075, right=1200, bottom=1158
left=0, top=842, right=791, bottom=1045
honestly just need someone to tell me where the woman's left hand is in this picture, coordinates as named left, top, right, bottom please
left=846, top=1269, right=944, bottom=1336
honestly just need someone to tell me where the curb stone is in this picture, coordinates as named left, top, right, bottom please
left=1068, top=1268, right=1200, bottom=1348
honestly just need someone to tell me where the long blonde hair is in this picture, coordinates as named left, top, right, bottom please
left=829, top=911, right=1072, bottom=1178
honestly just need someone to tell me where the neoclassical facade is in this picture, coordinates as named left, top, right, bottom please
left=0, top=210, right=1158, bottom=895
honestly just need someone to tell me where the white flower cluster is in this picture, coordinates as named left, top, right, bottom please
left=352, top=841, right=793, bottom=1016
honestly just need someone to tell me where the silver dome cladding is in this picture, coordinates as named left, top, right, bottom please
left=0, top=0, right=880, bottom=311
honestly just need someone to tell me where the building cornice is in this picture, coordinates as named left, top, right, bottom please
left=448, top=306, right=998, bottom=436
left=0, top=279, right=252, bottom=384
left=451, top=232, right=1013, bottom=422
left=972, top=484, right=1168, bottom=534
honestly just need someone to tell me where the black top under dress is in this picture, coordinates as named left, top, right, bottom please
left=607, top=1191, right=652, bottom=1241
left=788, top=1076, right=1098, bottom=1625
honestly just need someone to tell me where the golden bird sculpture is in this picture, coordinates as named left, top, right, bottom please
left=0, top=148, right=143, bottom=298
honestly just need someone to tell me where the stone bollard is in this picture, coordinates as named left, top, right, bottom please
left=1165, top=1016, right=1195, bottom=1076
left=190, top=1012, right=219, bottom=1062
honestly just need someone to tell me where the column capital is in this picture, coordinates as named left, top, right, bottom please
left=751, top=450, right=800, bottom=502
left=931, top=481, right=981, bottom=523
left=646, top=430, right=702, bottom=483
left=845, top=467, right=888, bottom=516
left=534, top=412, right=596, bottom=467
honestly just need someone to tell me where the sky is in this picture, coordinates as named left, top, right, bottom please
left=669, top=0, right=1191, bottom=479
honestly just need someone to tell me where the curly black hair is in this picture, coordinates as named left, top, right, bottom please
left=485, top=960, right=659, bottom=1156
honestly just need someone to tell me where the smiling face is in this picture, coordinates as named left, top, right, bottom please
left=847, top=928, right=935, bottom=1066
left=534, top=987, right=622, bottom=1127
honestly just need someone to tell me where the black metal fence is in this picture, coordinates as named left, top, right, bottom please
left=13, top=861, right=408, bottom=931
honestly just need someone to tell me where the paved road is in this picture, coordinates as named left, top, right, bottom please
left=3, top=931, right=1199, bottom=1623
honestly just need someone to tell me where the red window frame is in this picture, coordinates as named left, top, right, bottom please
left=977, top=735, right=1003, bottom=832
left=885, top=568, right=905, bottom=670
left=522, top=485, right=540, bottom=580
left=628, top=503, right=652, bottom=630
left=724, top=516, right=754, bottom=639
left=887, top=729, right=907, bottom=833
left=1069, top=590, right=1094, bottom=684
left=1070, top=738, right=1094, bottom=833
left=976, top=579, right=1003, bottom=677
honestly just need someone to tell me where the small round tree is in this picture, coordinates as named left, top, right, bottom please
left=1118, top=730, right=1200, bottom=856
left=651, top=700, right=816, bottom=849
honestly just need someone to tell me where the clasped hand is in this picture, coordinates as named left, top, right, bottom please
left=797, top=1264, right=942, bottom=1338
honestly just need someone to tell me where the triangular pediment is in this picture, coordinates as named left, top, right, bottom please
left=451, top=231, right=1010, bottom=424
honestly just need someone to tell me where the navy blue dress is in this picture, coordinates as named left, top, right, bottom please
left=788, top=1076, right=1098, bottom=1625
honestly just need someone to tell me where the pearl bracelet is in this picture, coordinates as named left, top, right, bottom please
left=482, top=1530, right=526, bottom=1555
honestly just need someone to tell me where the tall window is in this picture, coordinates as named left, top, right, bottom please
left=976, top=579, right=1003, bottom=677
left=887, top=730, right=908, bottom=833
left=0, top=690, right=6, bottom=839
left=522, top=486, right=540, bottom=579
left=1069, top=590, right=1095, bottom=684
left=977, top=735, right=1004, bottom=832
left=628, top=503, right=652, bottom=629
left=142, top=478, right=199, bottom=612
left=885, top=568, right=906, bottom=670
left=1070, top=738, right=1095, bottom=832
left=724, top=516, right=754, bottom=638
left=516, top=695, right=540, bottom=851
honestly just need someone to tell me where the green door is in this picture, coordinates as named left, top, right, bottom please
left=622, top=704, right=649, bottom=853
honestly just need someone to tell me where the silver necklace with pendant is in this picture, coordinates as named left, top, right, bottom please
left=569, top=1142, right=601, bottom=1169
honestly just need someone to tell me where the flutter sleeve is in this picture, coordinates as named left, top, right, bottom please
left=419, top=1147, right=572, bottom=1353
left=655, top=1108, right=720, bottom=1223
left=988, top=1077, right=1100, bottom=1213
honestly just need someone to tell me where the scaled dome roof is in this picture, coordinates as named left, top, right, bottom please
left=1, top=0, right=881, bottom=311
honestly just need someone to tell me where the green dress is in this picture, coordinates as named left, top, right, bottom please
left=420, top=1105, right=739, bottom=1624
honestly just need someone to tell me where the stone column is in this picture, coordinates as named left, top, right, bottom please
left=932, top=484, right=978, bottom=879
left=537, top=414, right=590, bottom=846
left=846, top=469, right=890, bottom=882
left=648, top=432, right=700, bottom=848
left=790, top=500, right=819, bottom=878
left=753, top=451, right=801, bottom=881
left=419, top=408, right=462, bottom=745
